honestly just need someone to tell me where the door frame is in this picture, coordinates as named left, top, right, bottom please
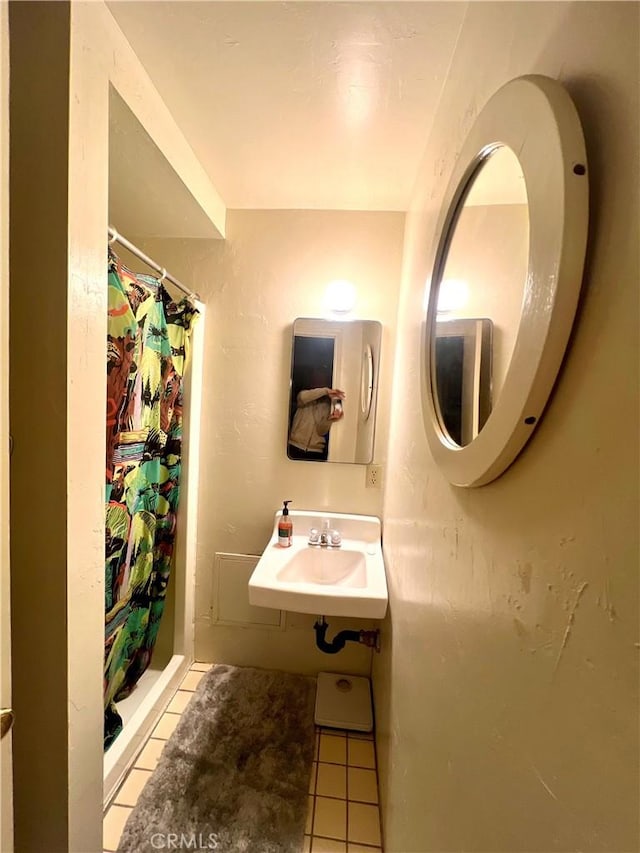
left=1, top=3, right=13, bottom=850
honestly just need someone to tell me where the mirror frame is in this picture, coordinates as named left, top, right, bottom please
left=422, top=75, right=589, bottom=487
left=361, top=343, right=374, bottom=420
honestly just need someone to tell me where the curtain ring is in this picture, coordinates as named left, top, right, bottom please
left=108, top=228, right=119, bottom=245
left=159, top=267, right=167, bottom=284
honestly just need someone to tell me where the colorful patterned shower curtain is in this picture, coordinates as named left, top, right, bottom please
left=104, top=250, right=198, bottom=750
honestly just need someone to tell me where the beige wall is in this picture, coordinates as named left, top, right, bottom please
left=443, top=203, right=529, bottom=397
left=140, top=208, right=404, bottom=676
left=0, top=3, right=12, bottom=851
left=9, top=5, right=73, bottom=849
left=374, top=3, right=639, bottom=852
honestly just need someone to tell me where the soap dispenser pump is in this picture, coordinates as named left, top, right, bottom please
left=277, top=500, right=293, bottom=548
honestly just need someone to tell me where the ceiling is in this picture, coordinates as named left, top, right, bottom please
left=107, top=1, right=467, bottom=212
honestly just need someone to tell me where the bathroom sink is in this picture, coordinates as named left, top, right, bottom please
left=277, top=548, right=367, bottom=587
left=248, top=510, right=388, bottom=618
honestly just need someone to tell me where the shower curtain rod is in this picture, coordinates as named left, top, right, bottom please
left=108, top=226, right=200, bottom=302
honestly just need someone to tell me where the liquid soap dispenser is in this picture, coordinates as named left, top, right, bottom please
left=277, top=500, right=293, bottom=547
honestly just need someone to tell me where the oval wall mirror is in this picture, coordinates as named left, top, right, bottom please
left=422, top=75, right=589, bottom=487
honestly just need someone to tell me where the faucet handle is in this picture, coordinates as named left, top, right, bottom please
left=308, top=527, right=320, bottom=545
left=329, top=529, right=342, bottom=546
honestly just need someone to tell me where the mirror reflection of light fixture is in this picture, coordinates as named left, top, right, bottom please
left=437, top=278, right=469, bottom=314
left=324, top=279, right=357, bottom=314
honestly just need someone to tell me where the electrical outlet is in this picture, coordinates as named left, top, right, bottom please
left=366, top=463, right=382, bottom=489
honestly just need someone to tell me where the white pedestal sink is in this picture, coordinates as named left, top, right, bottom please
left=248, top=510, right=388, bottom=618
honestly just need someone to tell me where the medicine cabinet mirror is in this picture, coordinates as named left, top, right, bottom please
left=287, top=318, right=381, bottom=464
left=422, top=75, right=589, bottom=487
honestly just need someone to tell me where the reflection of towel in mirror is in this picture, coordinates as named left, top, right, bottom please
left=289, top=388, right=332, bottom=453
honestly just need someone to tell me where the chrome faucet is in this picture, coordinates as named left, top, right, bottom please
left=308, top=519, right=342, bottom=548
left=320, top=520, right=331, bottom=546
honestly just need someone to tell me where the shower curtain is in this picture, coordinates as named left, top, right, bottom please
left=104, top=249, right=198, bottom=750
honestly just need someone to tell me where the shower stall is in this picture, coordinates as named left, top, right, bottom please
left=102, top=84, right=214, bottom=804
left=102, top=251, right=206, bottom=803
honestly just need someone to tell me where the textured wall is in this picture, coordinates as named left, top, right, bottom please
left=0, top=5, right=12, bottom=851
left=141, top=209, right=405, bottom=675
left=374, top=3, right=639, bottom=851
left=10, top=5, right=73, bottom=849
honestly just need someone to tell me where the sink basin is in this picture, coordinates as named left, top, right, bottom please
left=277, top=548, right=367, bottom=587
left=248, top=510, right=388, bottom=618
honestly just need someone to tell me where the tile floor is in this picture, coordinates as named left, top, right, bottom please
left=104, top=663, right=383, bottom=852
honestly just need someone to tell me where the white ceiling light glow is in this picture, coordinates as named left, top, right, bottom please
left=437, top=278, right=469, bottom=313
left=324, top=279, right=357, bottom=313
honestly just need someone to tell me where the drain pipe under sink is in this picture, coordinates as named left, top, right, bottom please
left=313, top=617, right=380, bottom=654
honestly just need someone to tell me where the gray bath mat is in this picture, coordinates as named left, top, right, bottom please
left=118, top=664, right=316, bottom=853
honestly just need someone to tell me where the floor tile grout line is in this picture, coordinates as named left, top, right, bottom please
left=112, top=766, right=155, bottom=807
left=312, top=778, right=348, bottom=843
left=311, top=754, right=320, bottom=836
left=313, top=793, right=379, bottom=806
left=345, top=735, right=350, bottom=846
left=348, top=729, right=381, bottom=849
left=370, top=728, right=383, bottom=853
left=310, top=731, right=318, bottom=836
left=311, top=835, right=381, bottom=849
left=310, top=764, right=318, bottom=839
left=310, top=790, right=316, bottom=840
